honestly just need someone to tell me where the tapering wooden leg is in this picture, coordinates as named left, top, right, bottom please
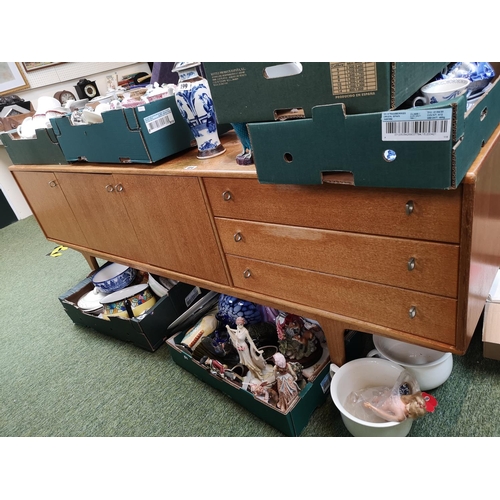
left=80, top=251, right=98, bottom=271
left=314, top=317, right=351, bottom=366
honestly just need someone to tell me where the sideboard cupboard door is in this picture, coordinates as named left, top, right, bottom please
left=12, top=170, right=88, bottom=247
left=54, top=172, right=143, bottom=261
left=109, top=174, right=229, bottom=284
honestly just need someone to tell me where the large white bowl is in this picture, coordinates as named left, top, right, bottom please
left=330, top=358, right=414, bottom=437
left=369, top=335, right=453, bottom=391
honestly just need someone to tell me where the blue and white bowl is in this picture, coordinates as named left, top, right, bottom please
left=92, top=263, right=137, bottom=294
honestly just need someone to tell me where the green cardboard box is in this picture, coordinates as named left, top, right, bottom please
left=59, top=270, right=209, bottom=352
left=166, top=330, right=331, bottom=436
left=203, top=62, right=449, bottom=124
left=1, top=127, right=68, bottom=165
left=50, top=96, right=195, bottom=164
left=247, top=65, right=500, bottom=189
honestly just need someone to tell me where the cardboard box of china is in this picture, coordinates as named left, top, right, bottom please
left=483, top=268, right=500, bottom=360
left=246, top=62, right=500, bottom=189
left=203, top=62, right=449, bottom=122
left=0, top=102, right=69, bottom=164
left=166, top=330, right=332, bottom=436
left=50, top=95, right=195, bottom=164
left=1, top=127, right=69, bottom=165
left=59, top=268, right=209, bottom=352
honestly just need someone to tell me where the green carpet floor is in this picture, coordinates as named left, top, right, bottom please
left=1, top=216, right=499, bottom=438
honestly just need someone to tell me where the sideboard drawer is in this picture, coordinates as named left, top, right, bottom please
left=204, top=178, right=462, bottom=243
left=226, top=255, right=457, bottom=345
left=216, top=218, right=459, bottom=297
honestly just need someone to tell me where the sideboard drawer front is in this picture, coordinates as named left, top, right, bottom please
left=217, top=218, right=459, bottom=297
left=226, top=255, right=457, bottom=344
left=204, top=178, right=462, bottom=243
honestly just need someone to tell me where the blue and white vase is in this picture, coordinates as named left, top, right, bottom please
left=172, top=62, right=225, bottom=159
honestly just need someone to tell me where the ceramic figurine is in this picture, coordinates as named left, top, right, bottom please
left=231, top=122, right=253, bottom=165
left=249, top=381, right=278, bottom=405
left=172, top=62, right=225, bottom=159
left=272, top=352, right=300, bottom=412
left=276, top=313, right=318, bottom=362
left=226, top=317, right=274, bottom=383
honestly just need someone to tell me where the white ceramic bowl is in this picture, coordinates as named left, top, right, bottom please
left=330, top=358, right=414, bottom=437
left=92, top=263, right=137, bottom=294
left=369, top=335, right=453, bottom=391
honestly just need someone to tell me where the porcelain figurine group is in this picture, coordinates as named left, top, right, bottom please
left=187, top=295, right=325, bottom=413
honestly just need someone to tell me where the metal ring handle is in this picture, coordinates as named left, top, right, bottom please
left=115, top=183, right=124, bottom=192
left=408, top=306, right=417, bottom=319
left=48, top=180, right=57, bottom=188
left=234, top=232, right=243, bottom=242
left=405, top=200, right=414, bottom=215
left=243, top=269, right=252, bottom=278
left=407, top=257, right=416, bottom=271
left=222, top=190, right=232, bottom=201
left=105, top=184, right=114, bottom=192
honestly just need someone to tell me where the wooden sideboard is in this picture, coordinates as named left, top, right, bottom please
left=10, top=128, right=500, bottom=365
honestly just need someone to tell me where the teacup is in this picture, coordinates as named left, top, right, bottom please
left=16, top=116, right=36, bottom=139
left=413, top=77, right=470, bottom=106
left=32, top=114, right=50, bottom=130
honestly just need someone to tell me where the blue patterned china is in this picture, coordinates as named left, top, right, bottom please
left=92, top=263, right=137, bottom=294
left=413, top=77, right=470, bottom=107
left=216, top=294, right=262, bottom=328
left=172, top=62, right=225, bottom=159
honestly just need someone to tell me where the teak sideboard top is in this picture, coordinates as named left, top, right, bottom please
left=10, top=128, right=500, bottom=365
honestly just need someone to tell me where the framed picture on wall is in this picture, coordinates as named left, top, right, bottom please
left=22, top=62, right=62, bottom=72
left=0, top=62, right=30, bottom=96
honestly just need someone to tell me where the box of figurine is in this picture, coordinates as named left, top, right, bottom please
left=165, top=296, right=331, bottom=437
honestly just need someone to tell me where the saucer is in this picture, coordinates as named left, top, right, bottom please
left=78, top=288, right=108, bottom=311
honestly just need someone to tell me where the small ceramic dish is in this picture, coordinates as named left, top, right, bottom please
left=77, top=288, right=108, bottom=312
left=148, top=273, right=170, bottom=298
left=92, top=263, right=137, bottom=294
left=99, top=283, right=156, bottom=319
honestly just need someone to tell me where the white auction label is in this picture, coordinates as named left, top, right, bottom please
left=381, top=108, right=453, bottom=141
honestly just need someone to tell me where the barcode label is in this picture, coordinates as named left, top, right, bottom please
left=381, top=109, right=452, bottom=141
left=144, top=108, right=175, bottom=134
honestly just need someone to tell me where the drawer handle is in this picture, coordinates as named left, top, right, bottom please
left=243, top=269, right=252, bottom=278
left=222, top=190, right=232, bottom=201
left=407, top=258, right=416, bottom=271
left=48, top=180, right=57, bottom=188
left=408, top=306, right=417, bottom=319
left=405, top=200, right=414, bottom=215
left=105, top=184, right=114, bottom=192
left=115, top=183, right=124, bottom=192
left=234, top=232, right=243, bottom=242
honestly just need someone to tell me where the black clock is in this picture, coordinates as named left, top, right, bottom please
left=75, top=79, right=100, bottom=100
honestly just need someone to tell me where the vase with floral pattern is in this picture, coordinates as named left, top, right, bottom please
left=172, top=62, right=226, bottom=159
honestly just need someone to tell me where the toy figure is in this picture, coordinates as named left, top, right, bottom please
left=226, top=317, right=268, bottom=379
left=363, top=392, right=427, bottom=422
left=272, top=352, right=300, bottom=412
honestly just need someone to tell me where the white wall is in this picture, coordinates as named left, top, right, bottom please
left=0, top=62, right=151, bottom=219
